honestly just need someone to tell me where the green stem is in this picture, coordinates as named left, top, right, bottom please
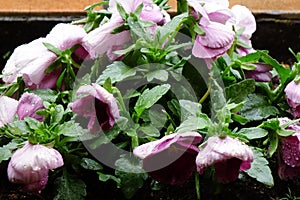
left=272, top=71, right=295, bottom=103
left=113, top=87, right=127, bottom=112
left=195, top=172, right=201, bottom=200
left=199, top=77, right=212, bottom=104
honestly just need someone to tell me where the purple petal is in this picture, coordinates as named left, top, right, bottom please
left=70, top=84, right=119, bottom=133
left=4, top=38, right=56, bottom=86
left=133, top=132, right=201, bottom=184
left=7, top=141, right=63, bottom=193
left=215, top=158, right=242, bottom=183
left=192, top=21, right=234, bottom=59
left=82, top=15, right=131, bottom=59
left=231, top=5, right=256, bottom=39
left=140, top=0, right=163, bottom=23
left=196, top=136, right=254, bottom=181
left=0, top=96, right=18, bottom=127
left=281, top=135, right=300, bottom=167
left=17, top=93, right=44, bottom=121
left=46, top=23, right=87, bottom=51
left=285, top=81, right=300, bottom=105
left=144, top=147, right=198, bottom=185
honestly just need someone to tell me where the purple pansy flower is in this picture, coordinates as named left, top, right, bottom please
left=70, top=83, right=120, bottom=133
left=244, top=63, right=273, bottom=82
left=187, top=0, right=235, bottom=60
left=196, top=136, right=253, bottom=183
left=7, top=141, right=64, bottom=193
left=0, top=93, right=44, bottom=127
left=2, top=23, right=87, bottom=89
left=133, top=132, right=202, bottom=185
left=82, top=16, right=131, bottom=60
left=83, top=0, right=168, bottom=60
left=17, top=93, right=45, bottom=121
left=285, top=81, right=300, bottom=118
left=277, top=117, right=300, bottom=180
left=227, top=5, right=256, bottom=56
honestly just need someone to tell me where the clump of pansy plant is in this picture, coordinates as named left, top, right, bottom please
left=0, top=0, right=300, bottom=199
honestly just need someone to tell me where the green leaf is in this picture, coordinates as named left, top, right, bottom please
left=127, top=16, right=151, bottom=42
left=96, top=61, right=136, bottom=84
left=225, top=79, right=256, bottom=104
left=43, top=42, right=62, bottom=55
left=245, top=148, right=274, bottom=187
left=238, top=51, right=261, bottom=63
left=210, top=66, right=226, bottom=113
left=156, top=12, right=188, bottom=45
left=116, top=2, right=128, bottom=20
left=133, top=2, right=143, bottom=15
left=194, top=23, right=205, bottom=35
left=134, top=84, right=171, bottom=117
left=176, top=115, right=210, bottom=133
left=277, top=129, right=295, bottom=137
left=237, top=127, right=268, bottom=140
left=57, top=121, right=88, bottom=139
left=231, top=113, right=249, bottom=125
left=137, top=125, right=160, bottom=137
left=240, top=94, right=279, bottom=121
left=80, top=158, right=103, bottom=171
left=146, top=69, right=168, bottom=82
left=179, top=99, right=202, bottom=121
left=56, top=68, right=67, bottom=89
left=269, top=131, right=279, bottom=157
left=51, top=104, right=65, bottom=124
left=115, top=155, right=146, bottom=199
left=259, top=51, right=291, bottom=84
left=259, top=118, right=280, bottom=131
left=97, top=172, right=121, bottom=184
left=88, top=124, right=121, bottom=149
left=0, top=139, right=24, bottom=163
left=54, top=171, right=87, bottom=200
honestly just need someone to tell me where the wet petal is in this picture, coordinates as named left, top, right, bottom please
left=17, top=93, right=44, bottom=121
left=0, top=96, right=18, bottom=127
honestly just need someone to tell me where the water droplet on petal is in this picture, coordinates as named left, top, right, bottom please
left=144, top=5, right=153, bottom=11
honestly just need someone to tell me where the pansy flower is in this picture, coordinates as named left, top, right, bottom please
left=187, top=0, right=235, bottom=60
left=196, top=136, right=253, bottom=183
left=2, top=23, right=87, bottom=89
left=244, top=63, right=273, bottom=82
left=277, top=117, right=300, bottom=180
left=285, top=81, right=300, bottom=118
left=228, top=5, right=256, bottom=56
left=70, top=83, right=120, bottom=133
left=133, top=132, right=202, bottom=185
left=82, top=0, right=168, bottom=60
left=0, top=93, right=44, bottom=127
left=7, top=141, right=64, bottom=193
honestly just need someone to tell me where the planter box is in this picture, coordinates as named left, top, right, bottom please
left=0, top=0, right=299, bottom=16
